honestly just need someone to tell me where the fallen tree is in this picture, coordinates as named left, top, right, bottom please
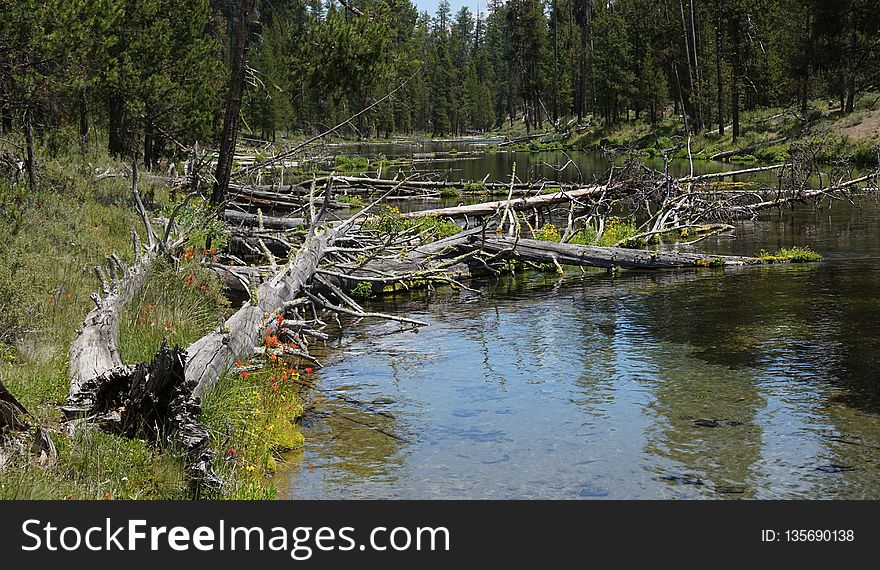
left=60, top=147, right=877, bottom=494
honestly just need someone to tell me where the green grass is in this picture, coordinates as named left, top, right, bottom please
left=337, top=194, right=366, bottom=208
left=333, top=155, right=369, bottom=172
left=531, top=219, right=641, bottom=248
left=200, top=348, right=306, bottom=500
left=363, top=206, right=461, bottom=240
left=758, top=246, right=823, bottom=263
left=117, top=258, right=229, bottom=364
left=566, top=93, right=880, bottom=165
left=0, top=143, right=301, bottom=499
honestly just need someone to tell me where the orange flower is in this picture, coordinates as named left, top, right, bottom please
left=272, top=383, right=278, bottom=392
left=103, top=492, right=111, bottom=500
left=241, top=370, right=248, bottom=379
left=270, top=354, right=277, bottom=362
left=281, top=373, right=288, bottom=381
left=235, top=359, right=242, bottom=366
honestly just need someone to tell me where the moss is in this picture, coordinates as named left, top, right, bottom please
left=439, top=187, right=462, bottom=198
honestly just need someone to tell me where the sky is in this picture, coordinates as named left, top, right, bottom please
left=411, top=0, right=487, bottom=16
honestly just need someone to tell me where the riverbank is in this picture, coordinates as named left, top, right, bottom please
left=0, top=150, right=302, bottom=499
left=260, top=93, right=878, bottom=168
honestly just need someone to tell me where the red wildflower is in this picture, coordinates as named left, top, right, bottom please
left=272, top=383, right=278, bottom=392
left=236, top=360, right=242, bottom=366
left=229, top=448, right=236, bottom=455
left=305, top=367, right=313, bottom=375
left=241, top=370, right=248, bottom=379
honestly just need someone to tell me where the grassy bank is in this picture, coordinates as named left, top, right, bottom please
left=563, top=93, right=880, bottom=166
left=0, top=145, right=302, bottom=499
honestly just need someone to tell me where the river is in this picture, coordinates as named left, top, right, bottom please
left=275, top=145, right=880, bottom=499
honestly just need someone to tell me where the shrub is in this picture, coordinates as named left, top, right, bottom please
left=534, top=223, right=561, bottom=242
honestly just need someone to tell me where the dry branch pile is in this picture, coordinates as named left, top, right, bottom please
left=50, top=150, right=878, bottom=492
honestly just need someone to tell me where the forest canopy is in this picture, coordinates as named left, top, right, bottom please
left=1, top=0, right=878, bottom=161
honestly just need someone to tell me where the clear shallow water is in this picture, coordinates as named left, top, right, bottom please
left=277, top=145, right=880, bottom=499
left=277, top=199, right=880, bottom=500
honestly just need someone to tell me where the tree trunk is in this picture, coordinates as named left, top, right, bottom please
left=143, top=119, right=152, bottom=171
left=730, top=10, right=741, bottom=143
left=679, top=0, right=698, bottom=130
left=79, top=87, right=89, bottom=153
left=211, top=0, right=257, bottom=205
left=108, top=93, right=127, bottom=158
left=844, top=20, right=857, bottom=114
left=473, top=236, right=765, bottom=269
left=24, top=107, right=37, bottom=192
left=403, top=184, right=609, bottom=218
left=716, top=1, right=724, bottom=135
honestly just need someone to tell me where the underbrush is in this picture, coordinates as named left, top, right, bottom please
left=363, top=206, right=461, bottom=240
left=200, top=344, right=308, bottom=500
left=0, top=144, right=291, bottom=499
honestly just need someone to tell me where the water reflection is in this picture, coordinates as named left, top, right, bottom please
left=275, top=173, right=880, bottom=499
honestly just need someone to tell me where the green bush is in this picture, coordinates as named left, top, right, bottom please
left=363, top=206, right=461, bottom=239
left=333, top=155, right=369, bottom=172
left=534, top=223, right=561, bottom=242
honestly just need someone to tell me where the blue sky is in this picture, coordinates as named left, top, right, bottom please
left=411, top=0, right=487, bottom=16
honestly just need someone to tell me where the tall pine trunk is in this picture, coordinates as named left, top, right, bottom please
left=108, top=93, right=127, bottom=158
left=211, top=0, right=257, bottom=205
left=844, top=21, right=857, bottom=114
left=78, top=87, right=89, bottom=153
left=25, top=107, right=37, bottom=192
left=715, top=1, right=724, bottom=136
left=730, top=10, right=741, bottom=143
